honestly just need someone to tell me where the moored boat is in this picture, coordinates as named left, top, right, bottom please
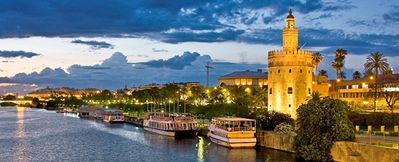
left=208, top=117, right=256, bottom=148
left=77, top=106, right=96, bottom=118
left=103, top=109, right=124, bottom=123
left=143, top=112, right=199, bottom=138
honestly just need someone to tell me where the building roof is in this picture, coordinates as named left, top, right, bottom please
left=220, top=70, right=268, bottom=79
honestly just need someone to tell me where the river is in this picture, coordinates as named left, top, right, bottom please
left=0, top=107, right=295, bottom=162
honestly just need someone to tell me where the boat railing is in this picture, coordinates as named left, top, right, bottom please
left=216, top=125, right=255, bottom=132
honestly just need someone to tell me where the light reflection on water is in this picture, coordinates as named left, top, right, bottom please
left=14, top=107, right=27, bottom=162
left=0, top=107, right=296, bottom=162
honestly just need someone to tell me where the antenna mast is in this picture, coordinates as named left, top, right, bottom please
left=205, top=63, right=214, bottom=87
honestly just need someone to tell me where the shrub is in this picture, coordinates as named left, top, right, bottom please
left=256, top=109, right=294, bottom=130
left=274, top=122, right=296, bottom=136
left=294, top=94, right=355, bottom=161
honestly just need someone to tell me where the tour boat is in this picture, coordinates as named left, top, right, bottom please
left=78, top=106, right=96, bottom=118
left=208, top=117, right=257, bottom=148
left=103, top=109, right=124, bottom=123
left=143, top=112, right=199, bottom=138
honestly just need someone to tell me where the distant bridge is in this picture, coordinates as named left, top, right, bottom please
left=0, top=100, right=32, bottom=105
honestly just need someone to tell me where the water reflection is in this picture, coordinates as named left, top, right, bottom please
left=0, top=108, right=296, bottom=162
left=14, top=107, right=27, bottom=162
left=196, top=137, right=205, bottom=162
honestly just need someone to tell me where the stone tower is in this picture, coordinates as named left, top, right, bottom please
left=267, top=10, right=313, bottom=118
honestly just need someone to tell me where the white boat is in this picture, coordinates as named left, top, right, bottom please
left=77, top=106, right=96, bottom=118
left=208, top=117, right=257, bottom=148
left=103, top=109, right=124, bottom=123
left=143, top=113, right=199, bottom=138
left=93, top=109, right=105, bottom=120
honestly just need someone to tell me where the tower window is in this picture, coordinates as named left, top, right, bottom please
left=308, top=70, right=310, bottom=74
left=289, top=104, right=291, bottom=108
left=308, top=88, right=311, bottom=95
left=289, top=69, right=292, bottom=73
left=269, top=88, right=272, bottom=94
left=288, top=87, right=293, bottom=94
left=278, top=70, right=280, bottom=73
left=300, top=69, right=302, bottom=73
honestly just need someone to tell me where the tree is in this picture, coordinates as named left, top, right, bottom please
left=318, top=69, right=328, bottom=78
left=332, top=48, right=347, bottom=79
left=378, top=74, right=399, bottom=114
left=3, top=94, right=16, bottom=100
left=294, top=94, right=355, bottom=161
left=338, top=71, right=346, bottom=79
left=253, top=87, right=268, bottom=109
left=352, top=71, right=362, bottom=79
left=364, top=51, right=390, bottom=112
left=312, top=52, right=323, bottom=75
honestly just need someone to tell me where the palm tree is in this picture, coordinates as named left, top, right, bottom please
left=364, top=51, right=390, bottom=112
left=338, top=71, right=346, bottom=79
left=352, top=71, right=362, bottom=79
left=318, top=69, right=328, bottom=78
left=312, top=52, right=323, bottom=75
left=332, top=48, right=347, bottom=79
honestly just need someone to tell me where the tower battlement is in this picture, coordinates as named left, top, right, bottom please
left=268, top=49, right=312, bottom=56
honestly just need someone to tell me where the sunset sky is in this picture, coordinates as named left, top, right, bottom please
left=0, top=0, right=398, bottom=92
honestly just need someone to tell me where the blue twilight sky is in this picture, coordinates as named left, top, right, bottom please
left=0, top=0, right=398, bottom=93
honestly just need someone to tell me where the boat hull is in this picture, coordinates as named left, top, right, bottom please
left=104, top=119, right=124, bottom=123
left=144, top=126, right=198, bottom=138
left=208, top=133, right=256, bottom=148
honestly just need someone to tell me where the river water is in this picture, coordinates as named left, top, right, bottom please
left=0, top=107, right=295, bottom=162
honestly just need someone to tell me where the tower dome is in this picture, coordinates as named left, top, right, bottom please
left=286, top=9, right=294, bottom=18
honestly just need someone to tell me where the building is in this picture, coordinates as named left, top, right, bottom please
left=267, top=10, right=313, bottom=118
left=218, top=69, right=268, bottom=88
left=133, top=82, right=202, bottom=91
left=329, top=74, right=399, bottom=110
left=27, top=87, right=101, bottom=99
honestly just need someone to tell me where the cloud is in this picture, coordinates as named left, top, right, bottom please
left=137, top=51, right=202, bottom=69
left=4, top=52, right=265, bottom=89
left=152, top=48, right=168, bottom=52
left=0, top=0, right=351, bottom=39
left=0, top=50, right=40, bottom=58
left=71, top=39, right=114, bottom=49
left=383, top=5, right=399, bottom=22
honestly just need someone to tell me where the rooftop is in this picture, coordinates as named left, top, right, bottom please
left=220, top=70, right=267, bottom=79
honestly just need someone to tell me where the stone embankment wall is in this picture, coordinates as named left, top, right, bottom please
left=256, top=131, right=295, bottom=152
left=331, top=141, right=399, bottom=162
left=256, top=130, right=399, bottom=162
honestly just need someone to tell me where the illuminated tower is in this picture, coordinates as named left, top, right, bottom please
left=267, top=10, right=313, bottom=118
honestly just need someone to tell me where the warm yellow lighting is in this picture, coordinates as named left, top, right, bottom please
left=328, top=84, right=332, bottom=87
left=369, top=76, right=374, bottom=80
left=336, top=79, right=341, bottom=83
left=245, top=87, right=251, bottom=94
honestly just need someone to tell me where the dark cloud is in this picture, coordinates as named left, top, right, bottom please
left=0, top=50, right=40, bottom=58
left=138, top=51, right=201, bottom=70
left=152, top=48, right=168, bottom=52
left=310, top=13, right=333, bottom=21
left=2, top=60, right=15, bottom=63
left=383, top=5, right=399, bottom=22
left=71, top=39, right=114, bottom=49
left=3, top=52, right=265, bottom=89
left=0, top=0, right=351, bottom=38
